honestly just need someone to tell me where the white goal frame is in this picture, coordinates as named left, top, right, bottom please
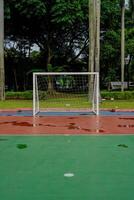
left=33, top=72, right=99, bottom=116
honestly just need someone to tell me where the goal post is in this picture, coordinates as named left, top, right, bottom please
left=33, top=72, right=99, bottom=116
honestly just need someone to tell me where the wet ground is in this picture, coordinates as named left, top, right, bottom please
left=0, top=115, right=133, bottom=134
left=1, top=109, right=134, bottom=200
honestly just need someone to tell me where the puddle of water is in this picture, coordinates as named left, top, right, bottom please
left=0, top=138, right=8, bottom=141
left=32, top=123, right=57, bottom=127
left=0, top=122, right=8, bottom=125
left=110, top=109, right=116, bottom=112
left=82, top=128, right=92, bottom=132
left=44, top=124, right=57, bottom=127
left=17, top=144, right=28, bottom=149
left=0, top=121, right=16, bottom=125
left=69, top=123, right=76, bottom=125
left=68, top=117, right=77, bottom=119
left=82, top=128, right=105, bottom=133
left=119, top=117, right=134, bottom=120
left=17, top=110, right=22, bottom=112
left=118, top=124, right=134, bottom=128
left=0, top=121, right=33, bottom=127
left=66, top=123, right=80, bottom=130
left=99, top=129, right=105, bottom=133
left=117, top=144, right=128, bottom=148
left=67, top=125, right=80, bottom=130
left=12, top=121, right=33, bottom=127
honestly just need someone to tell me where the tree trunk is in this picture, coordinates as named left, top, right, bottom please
left=88, top=0, right=95, bottom=73
left=88, top=0, right=100, bottom=99
left=88, top=0, right=95, bottom=100
left=94, top=0, right=100, bottom=73
left=0, top=0, right=5, bottom=100
left=46, top=44, right=54, bottom=93
left=88, top=0, right=100, bottom=72
left=13, top=68, right=19, bottom=91
left=121, top=1, right=125, bottom=92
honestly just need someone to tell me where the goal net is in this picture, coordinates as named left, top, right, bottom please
left=33, top=72, right=99, bottom=116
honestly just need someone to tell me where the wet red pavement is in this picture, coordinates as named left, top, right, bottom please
left=0, top=115, right=134, bottom=134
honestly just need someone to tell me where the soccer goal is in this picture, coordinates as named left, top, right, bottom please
left=33, top=72, right=99, bottom=116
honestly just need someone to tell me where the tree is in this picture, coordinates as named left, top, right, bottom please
left=0, top=0, right=5, bottom=100
left=4, top=0, right=134, bottom=91
left=120, top=0, right=125, bottom=91
left=5, top=0, right=89, bottom=91
left=5, top=0, right=88, bottom=71
left=129, top=0, right=134, bottom=19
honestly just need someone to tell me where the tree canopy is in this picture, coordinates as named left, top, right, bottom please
left=4, top=0, right=134, bottom=91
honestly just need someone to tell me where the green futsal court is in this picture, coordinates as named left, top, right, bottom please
left=0, top=135, right=134, bottom=200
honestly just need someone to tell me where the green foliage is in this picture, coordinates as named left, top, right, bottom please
left=52, top=0, right=88, bottom=25
left=101, top=91, right=134, bottom=100
left=120, top=0, right=125, bottom=8
left=101, top=0, right=120, bottom=29
left=129, top=0, right=134, bottom=19
left=7, top=0, right=46, bottom=18
left=100, top=30, right=121, bottom=85
left=4, top=90, right=134, bottom=101
left=6, top=91, right=33, bottom=99
left=101, top=30, right=120, bottom=60
left=4, top=0, right=134, bottom=91
left=126, top=28, right=134, bottom=54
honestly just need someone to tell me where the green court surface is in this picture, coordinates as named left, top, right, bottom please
left=0, top=135, right=134, bottom=200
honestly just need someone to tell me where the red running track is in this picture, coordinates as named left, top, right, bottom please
left=0, top=115, right=134, bottom=134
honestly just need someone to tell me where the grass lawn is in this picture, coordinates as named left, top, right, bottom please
left=0, top=100, right=32, bottom=109
left=0, top=99, right=134, bottom=109
left=101, top=100, right=134, bottom=109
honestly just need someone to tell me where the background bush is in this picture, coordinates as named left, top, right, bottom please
left=6, top=91, right=33, bottom=99
left=5, top=90, right=134, bottom=100
left=101, top=91, right=134, bottom=100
